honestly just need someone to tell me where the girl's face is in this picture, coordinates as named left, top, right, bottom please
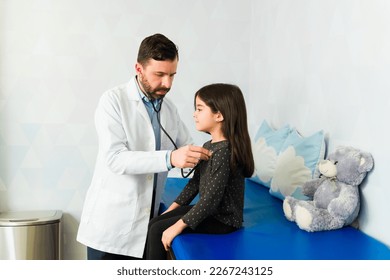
left=193, top=96, right=223, bottom=134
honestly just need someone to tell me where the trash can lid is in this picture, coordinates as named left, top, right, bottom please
left=0, top=210, right=62, bottom=227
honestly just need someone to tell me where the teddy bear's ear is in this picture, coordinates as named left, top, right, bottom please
left=358, top=152, right=374, bottom=173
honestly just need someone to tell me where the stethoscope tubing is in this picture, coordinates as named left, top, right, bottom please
left=152, top=98, right=199, bottom=178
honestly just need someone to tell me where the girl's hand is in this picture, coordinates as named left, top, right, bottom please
left=161, top=202, right=180, bottom=215
left=161, top=219, right=188, bottom=251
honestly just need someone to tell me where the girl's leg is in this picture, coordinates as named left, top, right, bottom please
left=145, top=206, right=193, bottom=260
left=146, top=206, right=237, bottom=259
left=148, top=205, right=193, bottom=232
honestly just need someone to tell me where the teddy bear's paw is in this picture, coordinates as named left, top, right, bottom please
left=283, top=199, right=294, bottom=221
left=296, top=206, right=314, bottom=232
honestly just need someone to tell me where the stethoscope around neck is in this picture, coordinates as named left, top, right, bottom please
left=147, top=93, right=199, bottom=178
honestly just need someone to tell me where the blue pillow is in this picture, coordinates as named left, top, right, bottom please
left=269, top=129, right=326, bottom=200
left=250, top=120, right=291, bottom=187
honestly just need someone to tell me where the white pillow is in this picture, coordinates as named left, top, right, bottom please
left=269, top=129, right=326, bottom=200
left=250, top=120, right=291, bottom=187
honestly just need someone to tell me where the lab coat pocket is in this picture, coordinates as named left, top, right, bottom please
left=94, top=188, right=138, bottom=236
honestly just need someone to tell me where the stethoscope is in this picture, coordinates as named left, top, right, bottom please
left=148, top=94, right=199, bottom=178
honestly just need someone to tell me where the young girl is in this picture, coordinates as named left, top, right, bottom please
left=145, top=83, right=254, bottom=260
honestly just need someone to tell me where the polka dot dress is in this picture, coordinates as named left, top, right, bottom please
left=175, top=140, right=245, bottom=229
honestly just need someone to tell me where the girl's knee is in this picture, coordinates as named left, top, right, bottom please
left=148, top=220, right=164, bottom=236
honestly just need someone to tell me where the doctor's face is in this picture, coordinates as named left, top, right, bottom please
left=135, top=58, right=178, bottom=100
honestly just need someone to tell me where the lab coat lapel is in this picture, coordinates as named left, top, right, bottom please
left=127, top=78, right=154, bottom=138
left=136, top=99, right=151, bottom=125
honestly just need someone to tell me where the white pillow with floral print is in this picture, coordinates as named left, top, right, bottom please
left=269, top=129, right=326, bottom=200
left=250, top=120, right=291, bottom=187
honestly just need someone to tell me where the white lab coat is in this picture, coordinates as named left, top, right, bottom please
left=77, top=77, right=192, bottom=258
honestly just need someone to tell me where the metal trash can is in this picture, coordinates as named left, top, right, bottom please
left=0, top=210, right=62, bottom=260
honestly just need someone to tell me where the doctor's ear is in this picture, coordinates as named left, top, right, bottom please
left=135, top=63, right=143, bottom=74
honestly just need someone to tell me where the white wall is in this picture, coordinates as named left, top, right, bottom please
left=0, top=0, right=251, bottom=259
left=0, top=0, right=389, bottom=260
left=249, top=0, right=390, bottom=249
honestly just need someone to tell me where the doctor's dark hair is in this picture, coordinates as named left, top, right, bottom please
left=194, top=84, right=255, bottom=178
left=137, top=33, right=179, bottom=66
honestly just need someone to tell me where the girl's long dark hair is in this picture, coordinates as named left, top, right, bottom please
left=195, top=83, right=254, bottom=177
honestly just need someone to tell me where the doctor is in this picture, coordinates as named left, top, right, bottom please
left=77, top=34, right=212, bottom=260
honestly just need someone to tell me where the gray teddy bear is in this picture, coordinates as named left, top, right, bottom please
left=283, top=146, right=374, bottom=232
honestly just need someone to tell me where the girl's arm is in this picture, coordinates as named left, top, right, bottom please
left=174, top=167, right=201, bottom=205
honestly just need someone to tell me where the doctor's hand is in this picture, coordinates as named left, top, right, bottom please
left=171, top=145, right=212, bottom=168
left=161, top=219, right=188, bottom=251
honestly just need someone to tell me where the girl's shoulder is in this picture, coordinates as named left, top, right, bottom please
left=206, top=141, right=230, bottom=162
left=203, top=140, right=229, bottom=150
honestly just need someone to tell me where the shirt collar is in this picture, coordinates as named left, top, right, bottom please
left=135, top=75, right=148, bottom=102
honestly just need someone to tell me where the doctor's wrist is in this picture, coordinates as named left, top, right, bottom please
left=166, top=150, right=174, bottom=170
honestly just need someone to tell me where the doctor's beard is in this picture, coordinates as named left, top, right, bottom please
left=137, top=73, right=170, bottom=100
